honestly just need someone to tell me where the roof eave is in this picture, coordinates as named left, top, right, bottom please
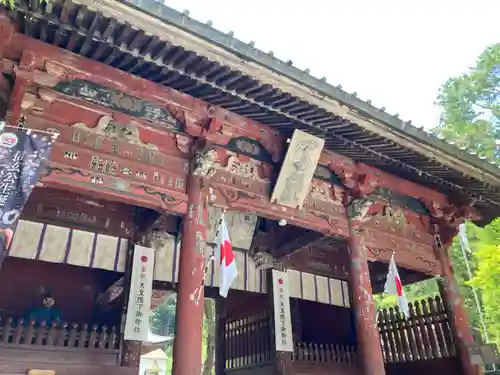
left=71, top=0, right=500, bottom=189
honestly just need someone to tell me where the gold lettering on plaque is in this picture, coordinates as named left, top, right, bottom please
left=90, top=156, right=118, bottom=175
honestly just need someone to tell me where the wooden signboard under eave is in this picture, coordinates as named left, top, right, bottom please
left=271, top=129, right=325, bottom=209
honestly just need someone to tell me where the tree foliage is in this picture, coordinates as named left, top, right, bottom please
left=468, top=219, right=500, bottom=347
left=149, top=294, right=217, bottom=375
left=150, top=294, right=176, bottom=337
left=435, top=43, right=500, bottom=160
left=378, top=44, right=500, bottom=347
left=0, top=0, right=16, bottom=9
left=1, top=0, right=48, bottom=9
left=433, top=43, right=500, bottom=345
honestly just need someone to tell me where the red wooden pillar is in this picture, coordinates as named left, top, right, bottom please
left=435, top=231, right=478, bottom=375
left=346, top=199, right=386, bottom=375
left=172, top=173, right=208, bottom=375
left=0, top=74, right=10, bottom=120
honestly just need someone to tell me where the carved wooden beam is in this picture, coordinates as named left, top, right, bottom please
left=134, top=209, right=179, bottom=247
left=273, top=230, right=325, bottom=259
left=135, top=207, right=161, bottom=238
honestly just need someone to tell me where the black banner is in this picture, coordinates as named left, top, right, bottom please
left=0, top=128, right=55, bottom=267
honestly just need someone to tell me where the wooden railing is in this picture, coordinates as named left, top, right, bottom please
left=293, top=341, right=358, bottom=365
left=378, top=296, right=456, bottom=363
left=225, top=311, right=273, bottom=369
left=0, top=317, right=119, bottom=350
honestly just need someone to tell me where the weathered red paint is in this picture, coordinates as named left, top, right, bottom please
left=356, top=163, right=448, bottom=206
left=346, top=214, right=386, bottom=375
left=172, top=174, right=208, bottom=375
left=436, top=232, right=479, bottom=375
left=0, top=18, right=485, bottom=375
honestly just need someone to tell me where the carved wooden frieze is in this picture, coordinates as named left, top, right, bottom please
left=40, top=162, right=187, bottom=215
left=302, top=180, right=348, bottom=236
left=72, top=115, right=157, bottom=149
left=197, top=148, right=272, bottom=196
left=19, top=85, right=195, bottom=156
left=50, top=143, right=187, bottom=194
left=208, top=183, right=349, bottom=238
left=360, top=203, right=437, bottom=274
left=251, top=251, right=281, bottom=270
left=205, top=113, right=284, bottom=163
left=206, top=206, right=258, bottom=250
left=313, top=164, right=344, bottom=186
left=225, top=136, right=274, bottom=164
left=16, top=47, right=209, bottom=137
left=24, top=108, right=190, bottom=165
left=304, top=180, right=344, bottom=214
left=53, top=79, right=183, bottom=130
left=202, top=145, right=348, bottom=239
left=365, top=243, right=438, bottom=275
left=271, top=129, right=325, bottom=209
left=356, top=163, right=448, bottom=208
left=365, top=186, right=431, bottom=217
left=318, top=149, right=357, bottom=188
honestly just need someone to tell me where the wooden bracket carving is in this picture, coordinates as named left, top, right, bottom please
left=72, top=115, right=159, bottom=150
left=251, top=251, right=283, bottom=270
left=191, top=148, right=217, bottom=177
left=425, top=198, right=480, bottom=235
left=346, top=197, right=375, bottom=222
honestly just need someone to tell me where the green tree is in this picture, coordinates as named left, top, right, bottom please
left=376, top=278, right=439, bottom=311
left=150, top=294, right=176, bottom=337
left=0, top=0, right=15, bottom=9
left=432, top=42, right=500, bottom=344
left=468, top=219, right=500, bottom=347
left=149, top=294, right=216, bottom=375
left=379, top=44, right=500, bottom=343
left=435, top=43, right=500, bottom=160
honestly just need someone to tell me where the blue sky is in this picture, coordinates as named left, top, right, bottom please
left=164, top=0, right=499, bottom=129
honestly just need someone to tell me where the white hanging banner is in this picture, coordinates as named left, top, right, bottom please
left=124, top=245, right=155, bottom=341
left=272, top=269, right=294, bottom=352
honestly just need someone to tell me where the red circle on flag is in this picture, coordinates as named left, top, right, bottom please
left=278, top=278, right=283, bottom=284
left=141, top=256, right=148, bottom=262
left=0, top=133, right=18, bottom=148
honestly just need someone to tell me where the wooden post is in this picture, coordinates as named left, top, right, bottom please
left=435, top=231, right=478, bottom=375
left=0, top=74, right=10, bottom=120
left=172, top=173, right=208, bottom=375
left=214, top=298, right=226, bottom=375
left=346, top=199, right=386, bottom=375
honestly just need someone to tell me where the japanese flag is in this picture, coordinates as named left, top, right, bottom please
left=217, top=217, right=237, bottom=298
left=384, top=253, right=410, bottom=319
